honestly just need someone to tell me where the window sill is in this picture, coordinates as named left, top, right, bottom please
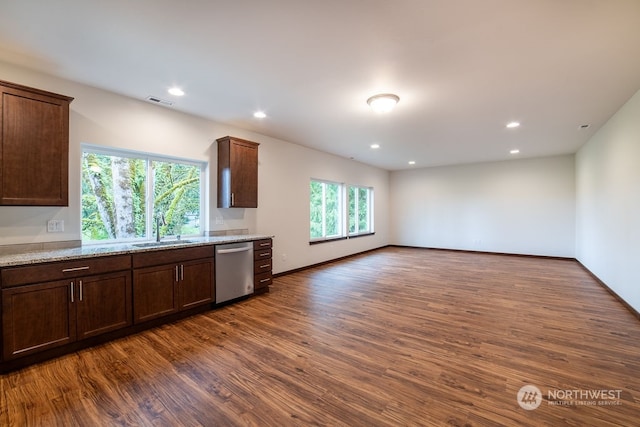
left=309, top=232, right=374, bottom=245
left=309, top=236, right=347, bottom=245
left=347, top=232, right=375, bottom=239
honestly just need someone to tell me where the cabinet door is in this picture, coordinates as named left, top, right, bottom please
left=76, top=271, right=132, bottom=340
left=229, top=140, right=258, bottom=207
left=133, top=265, right=179, bottom=323
left=1, top=280, right=76, bottom=360
left=217, top=136, right=259, bottom=208
left=0, top=84, right=71, bottom=206
left=179, top=259, right=214, bottom=310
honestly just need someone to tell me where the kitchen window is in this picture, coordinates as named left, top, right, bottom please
left=81, top=145, right=205, bottom=243
left=310, top=180, right=374, bottom=243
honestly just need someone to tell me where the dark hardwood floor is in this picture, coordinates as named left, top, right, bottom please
left=1, top=247, right=639, bottom=426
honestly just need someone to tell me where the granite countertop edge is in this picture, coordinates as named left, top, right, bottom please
left=0, top=235, right=274, bottom=268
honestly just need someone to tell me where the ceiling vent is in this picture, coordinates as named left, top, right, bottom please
left=145, top=95, right=173, bottom=106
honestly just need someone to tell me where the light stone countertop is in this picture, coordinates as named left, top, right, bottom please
left=0, top=235, right=273, bottom=268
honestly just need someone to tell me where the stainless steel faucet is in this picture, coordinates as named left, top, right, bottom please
left=156, top=213, right=166, bottom=242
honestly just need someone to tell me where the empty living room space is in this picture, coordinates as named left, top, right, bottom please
left=1, top=1, right=639, bottom=426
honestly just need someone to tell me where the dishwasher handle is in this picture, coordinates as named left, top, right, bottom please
left=217, top=246, right=252, bottom=254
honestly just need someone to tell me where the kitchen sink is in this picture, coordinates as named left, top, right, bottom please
left=133, top=240, right=194, bottom=248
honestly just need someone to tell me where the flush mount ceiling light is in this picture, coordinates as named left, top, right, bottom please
left=506, top=121, right=520, bottom=128
left=367, top=93, right=400, bottom=113
left=253, top=111, right=267, bottom=119
left=370, top=143, right=380, bottom=149
left=510, top=149, right=520, bottom=154
left=168, top=87, right=185, bottom=96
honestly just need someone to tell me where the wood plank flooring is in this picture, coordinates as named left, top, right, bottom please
left=1, top=247, right=639, bottom=426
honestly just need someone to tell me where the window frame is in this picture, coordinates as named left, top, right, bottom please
left=310, top=179, right=375, bottom=244
left=81, top=144, right=206, bottom=244
left=348, top=185, right=374, bottom=237
left=309, top=178, right=346, bottom=243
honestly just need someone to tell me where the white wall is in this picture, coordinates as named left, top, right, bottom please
left=576, top=89, right=640, bottom=312
left=390, top=155, right=576, bottom=257
left=256, top=138, right=390, bottom=273
left=0, top=61, right=390, bottom=273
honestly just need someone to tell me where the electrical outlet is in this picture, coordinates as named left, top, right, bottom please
left=215, top=216, right=224, bottom=225
left=47, top=220, right=64, bottom=232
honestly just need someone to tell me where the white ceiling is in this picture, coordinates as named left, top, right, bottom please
left=1, top=0, right=640, bottom=171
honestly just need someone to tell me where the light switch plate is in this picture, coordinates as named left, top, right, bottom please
left=47, top=220, right=64, bottom=232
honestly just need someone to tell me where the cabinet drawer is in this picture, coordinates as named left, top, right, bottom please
left=1, top=255, right=132, bottom=287
left=255, top=272, right=272, bottom=290
left=132, top=246, right=214, bottom=269
left=254, top=248, right=272, bottom=261
left=253, top=239, right=272, bottom=250
left=254, top=258, right=272, bottom=275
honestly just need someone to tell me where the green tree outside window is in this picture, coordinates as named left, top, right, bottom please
left=81, top=148, right=203, bottom=242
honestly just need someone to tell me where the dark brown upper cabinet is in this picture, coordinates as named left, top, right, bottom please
left=0, top=80, right=73, bottom=206
left=217, top=136, right=259, bottom=208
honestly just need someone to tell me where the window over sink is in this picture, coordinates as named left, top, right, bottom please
left=81, top=145, right=205, bottom=243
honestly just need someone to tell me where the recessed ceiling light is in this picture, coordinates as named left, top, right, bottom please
left=168, top=87, right=185, bottom=96
left=367, top=93, right=400, bottom=113
left=370, top=144, right=380, bottom=149
left=510, top=149, right=520, bottom=154
left=253, top=111, right=267, bottom=119
left=506, top=121, right=520, bottom=128
left=408, top=160, right=416, bottom=165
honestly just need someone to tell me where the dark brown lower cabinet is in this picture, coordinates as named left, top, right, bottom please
left=132, top=247, right=214, bottom=324
left=180, top=259, right=215, bottom=310
left=1, top=271, right=131, bottom=360
left=0, top=240, right=263, bottom=369
left=133, top=264, right=178, bottom=323
left=76, top=272, right=132, bottom=340
left=253, top=239, right=273, bottom=293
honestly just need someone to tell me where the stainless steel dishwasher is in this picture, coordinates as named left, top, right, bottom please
left=215, top=242, right=254, bottom=303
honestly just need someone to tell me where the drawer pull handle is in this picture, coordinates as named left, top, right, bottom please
left=218, top=247, right=252, bottom=254
left=62, top=266, right=90, bottom=273
left=259, top=252, right=270, bottom=257
left=259, top=264, right=270, bottom=268
left=260, top=242, right=270, bottom=247
left=260, top=278, right=271, bottom=283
